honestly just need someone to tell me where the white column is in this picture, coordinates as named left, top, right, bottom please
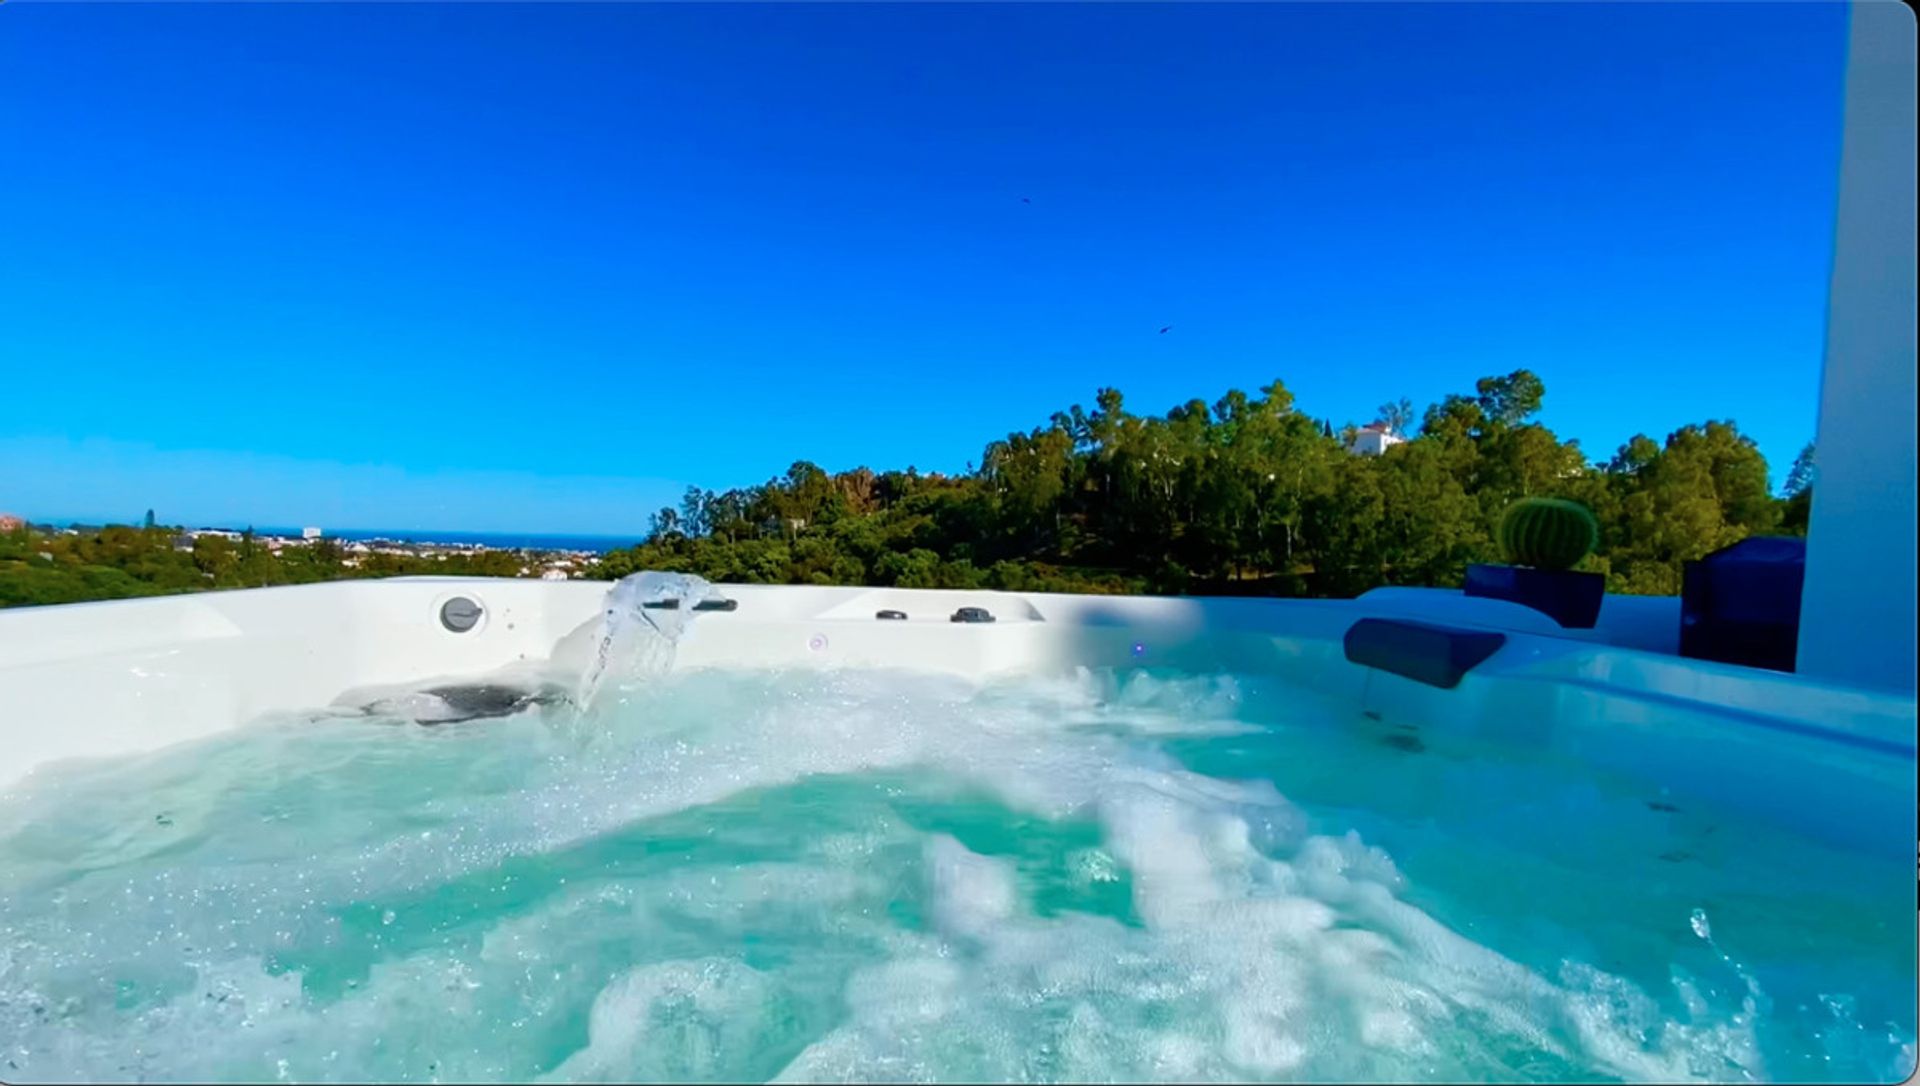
left=1797, top=1, right=1917, bottom=694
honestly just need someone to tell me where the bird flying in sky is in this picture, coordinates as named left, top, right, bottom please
left=1159, top=326, right=1172, bottom=334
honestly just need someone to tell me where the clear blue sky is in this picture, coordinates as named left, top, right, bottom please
left=0, top=2, right=1847, bottom=535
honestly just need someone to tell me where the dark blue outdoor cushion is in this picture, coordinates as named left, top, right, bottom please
left=1343, top=618, right=1507, bottom=690
left=1680, top=535, right=1805, bottom=672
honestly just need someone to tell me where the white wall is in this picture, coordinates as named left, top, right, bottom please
left=1345, top=430, right=1402, bottom=457
left=1798, top=1, right=1918, bottom=695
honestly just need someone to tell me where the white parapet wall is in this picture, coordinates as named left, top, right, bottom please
left=1797, top=0, right=1918, bottom=695
left=0, top=577, right=1911, bottom=859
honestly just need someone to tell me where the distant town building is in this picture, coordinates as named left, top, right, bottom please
left=539, top=568, right=570, bottom=581
left=1345, top=422, right=1405, bottom=457
left=0, top=513, right=25, bottom=533
left=301, top=526, right=323, bottom=540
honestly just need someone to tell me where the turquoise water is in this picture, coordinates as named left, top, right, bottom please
left=0, top=665, right=1912, bottom=1083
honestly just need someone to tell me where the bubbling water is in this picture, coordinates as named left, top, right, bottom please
left=0, top=576, right=1912, bottom=1084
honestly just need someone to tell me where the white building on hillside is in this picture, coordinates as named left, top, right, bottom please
left=301, top=527, right=323, bottom=540
left=1346, top=422, right=1404, bottom=457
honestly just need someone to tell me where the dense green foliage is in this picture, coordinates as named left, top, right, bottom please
left=602, top=370, right=1800, bottom=598
left=0, top=526, right=534, bottom=609
left=1779, top=441, right=1816, bottom=536
left=3, top=370, right=1806, bottom=609
left=1497, top=498, right=1599, bottom=572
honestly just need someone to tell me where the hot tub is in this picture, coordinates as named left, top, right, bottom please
left=0, top=575, right=1913, bottom=1083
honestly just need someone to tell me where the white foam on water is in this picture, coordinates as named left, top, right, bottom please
left=0, top=577, right=1913, bottom=1083
left=924, top=836, right=1016, bottom=941
left=763, top=767, right=1793, bottom=1083
left=539, top=958, right=780, bottom=1084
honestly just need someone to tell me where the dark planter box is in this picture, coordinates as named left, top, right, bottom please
left=1680, top=536, right=1805, bottom=672
left=1463, top=564, right=1605, bottom=628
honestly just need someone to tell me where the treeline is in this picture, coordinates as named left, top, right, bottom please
left=599, top=370, right=1813, bottom=597
left=0, top=527, right=534, bottom=609
left=2, top=369, right=1814, bottom=609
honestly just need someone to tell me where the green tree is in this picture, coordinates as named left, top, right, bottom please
left=1779, top=442, right=1816, bottom=535
left=1475, top=369, right=1546, bottom=427
left=310, top=537, right=345, bottom=568
left=1377, top=398, right=1416, bottom=437
left=1784, top=441, right=1816, bottom=496
left=1600, top=421, right=1778, bottom=593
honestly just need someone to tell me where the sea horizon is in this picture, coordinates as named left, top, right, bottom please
left=43, top=520, right=642, bottom=554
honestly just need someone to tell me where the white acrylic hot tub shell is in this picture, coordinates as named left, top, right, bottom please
left=0, top=577, right=1912, bottom=859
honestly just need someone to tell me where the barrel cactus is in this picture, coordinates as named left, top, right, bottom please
left=1498, top=498, right=1597, bottom=571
